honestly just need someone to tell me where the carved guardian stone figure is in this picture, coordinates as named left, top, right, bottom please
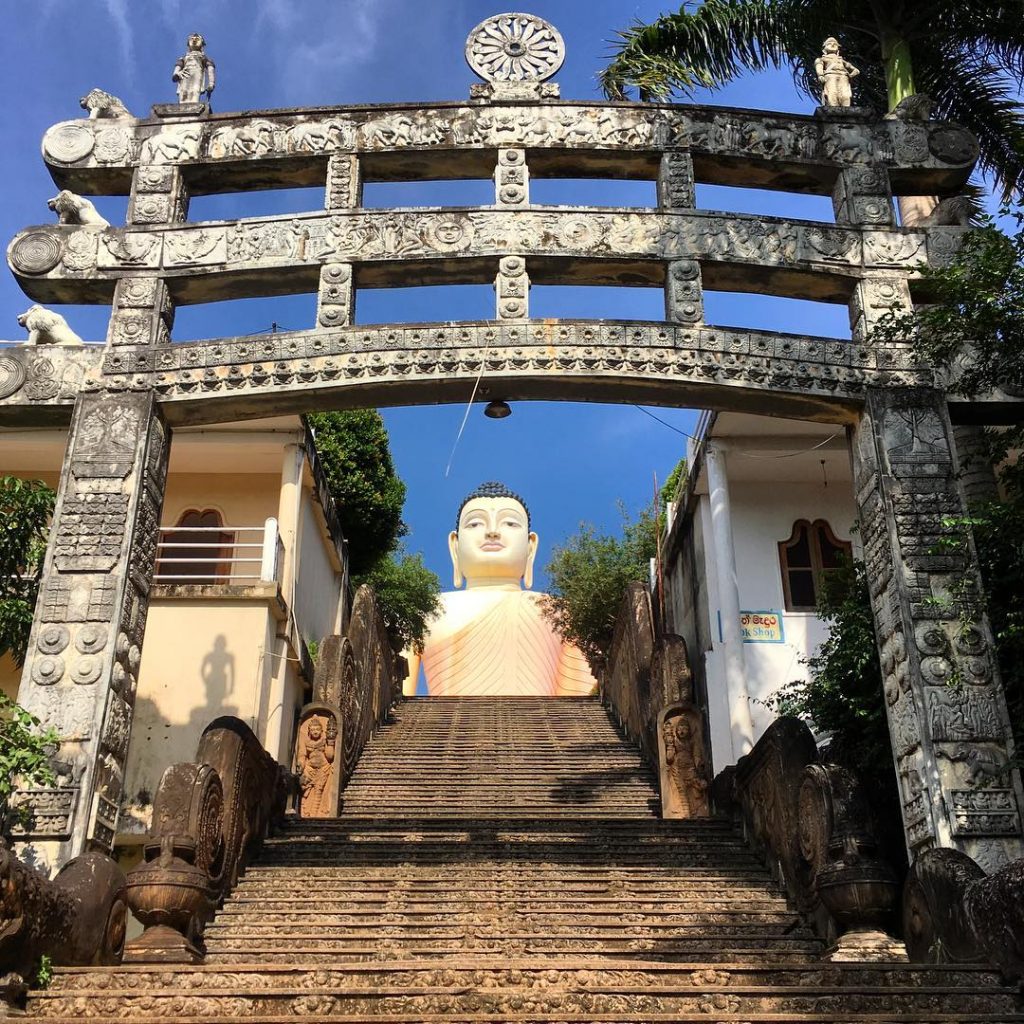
left=172, top=34, right=216, bottom=106
left=16, top=306, right=83, bottom=347
left=814, top=38, right=860, bottom=108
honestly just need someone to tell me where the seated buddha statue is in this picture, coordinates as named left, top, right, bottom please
left=403, top=482, right=597, bottom=698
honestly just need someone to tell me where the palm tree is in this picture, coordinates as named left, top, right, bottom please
left=601, top=1, right=1024, bottom=205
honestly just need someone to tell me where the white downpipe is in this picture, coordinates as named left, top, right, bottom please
left=706, top=443, right=755, bottom=759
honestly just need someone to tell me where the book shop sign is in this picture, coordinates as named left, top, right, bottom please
left=741, top=611, right=784, bottom=643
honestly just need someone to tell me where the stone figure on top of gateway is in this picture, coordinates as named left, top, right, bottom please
left=403, top=481, right=596, bottom=697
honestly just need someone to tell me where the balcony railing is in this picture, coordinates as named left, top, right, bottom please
left=153, top=517, right=282, bottom=586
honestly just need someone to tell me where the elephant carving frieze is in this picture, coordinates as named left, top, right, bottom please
left=39, top=104, right=977, bottom=196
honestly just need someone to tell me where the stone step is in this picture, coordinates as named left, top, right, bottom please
left=43, top=960, right=1007, bottom=993
left=31, top=975, right=1020, bottom=1020
left=223, top=896, right=791, bottom=911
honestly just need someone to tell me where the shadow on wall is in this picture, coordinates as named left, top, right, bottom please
left=123, top=634, right=242, bottom=834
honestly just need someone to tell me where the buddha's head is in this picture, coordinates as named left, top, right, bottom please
left=450, top=481, right=538, bottom=590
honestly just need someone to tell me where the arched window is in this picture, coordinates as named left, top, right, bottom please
left=158, top=508, right=231, bottom=584
left=778, top=519, right=852, bottom=612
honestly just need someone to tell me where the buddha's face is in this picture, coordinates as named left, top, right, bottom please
left=449, top=496, right=538, bottom=589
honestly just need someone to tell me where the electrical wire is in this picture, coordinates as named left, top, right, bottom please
left=734, top=432, right=842, bottom=459
left=632, top=404, right=701, bottom=441
left=444, top=337, right=494, bottom=478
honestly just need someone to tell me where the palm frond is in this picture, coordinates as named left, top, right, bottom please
left=601, top=0, right=827, bottom=100
left=915, top=51, right=1024, bottom=200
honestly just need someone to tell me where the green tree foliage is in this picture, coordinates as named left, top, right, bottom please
left=306, top=411, right=407, bottom=576
left=354, top=549, right=442, bottom=655
left=1, top=476, right=55, bottom=667
left=542, top=506, right=658, bottom=666
left=763, top=561, right=891, bottom=785
left=601, top=0, right=1024, bottom=199
left=305, top=411, right=441, bottom=651
left=1, top=691, right=59, bottom=824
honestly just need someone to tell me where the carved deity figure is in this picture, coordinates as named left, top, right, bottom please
left=661, top=707, right=710, bottom=818
left=296, top=714, right=336, bottom=817
left=814, top=37, right=859, bottom=108
left=172, top=34, right=216, bottom=106
left=404, top=482, right=596, bottom=697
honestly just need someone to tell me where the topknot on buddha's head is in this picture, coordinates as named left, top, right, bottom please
left=456, top=481, right=530, bottom=530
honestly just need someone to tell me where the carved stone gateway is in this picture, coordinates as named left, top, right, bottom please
left=2, top=14, right=1022, bottom=876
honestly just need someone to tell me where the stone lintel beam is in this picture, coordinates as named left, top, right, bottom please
left=9, top=210, right=955, bottom=308
left=0, top=321, right=936, bottom=425
left=38, top=102, right=977, bottom=200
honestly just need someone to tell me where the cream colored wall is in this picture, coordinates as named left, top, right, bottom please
left=162, top=472, right=280, bottom=535
left=1, top=653, right=21, bottom=701
left=124, top=598, right=276, bottom=819
left=293, top=494, right=343, bottom=648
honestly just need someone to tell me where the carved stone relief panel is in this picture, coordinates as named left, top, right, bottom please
left=317, top=263, right=353, bottom=328
left=495, top=148, right=529, bottom=208
left=849, top=275, right=913, bottom=340
left=14, top=391, right=169, bottom=870
left=107, top=277, right=174, bottom=347
left=831, top=166, right=895, bottom=227
left=326, top=153, right=360, bottom=210
left=851, top=388, right=1024, bottom=871
left=128, top=165, right=190, bottom=226
left=495, top=256, right=529, bottom=319
left=658, top=151, right=695, bottom=210
left=664, top=259, right=703, bottom=325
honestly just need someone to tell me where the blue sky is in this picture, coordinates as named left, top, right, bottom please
left=0, top=2, right=965, bottom=589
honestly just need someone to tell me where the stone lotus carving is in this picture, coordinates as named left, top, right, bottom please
left=465, top=13, right=565, bottom=83
left=16, top=305, right=83, bottom=347
left=79, top=88, right=131, bottom=119
left=125, top=716, right=284, bottom=962
left=48, top=189, right=109, bottom=227
left=903, top=847, right=1024, bottom=982
left=815, top=37, right=860, bottom=108
left=0, top=839, right=126, bottom=1009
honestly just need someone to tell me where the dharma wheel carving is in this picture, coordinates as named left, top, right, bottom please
left=465, top=12, right=564, bottom=82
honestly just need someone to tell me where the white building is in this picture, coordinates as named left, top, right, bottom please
left=661, top=411, right=857, bottom=773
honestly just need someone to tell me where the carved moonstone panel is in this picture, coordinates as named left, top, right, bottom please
left=15, top=391, right=169, bottom=869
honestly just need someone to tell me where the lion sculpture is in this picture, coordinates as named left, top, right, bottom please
left=884, top=93, right=934, bottom=122
left=48, top=190, right=109, bottom=228
left=79, top=88, right=132, bottom=120
left=17, top=306, right=83, bottom=347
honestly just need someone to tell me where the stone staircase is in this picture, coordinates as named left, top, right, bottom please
left=29, top=697, right=1022, bottom=1021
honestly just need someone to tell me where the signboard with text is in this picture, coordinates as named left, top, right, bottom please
left=740, top=610, right=785, bottom=643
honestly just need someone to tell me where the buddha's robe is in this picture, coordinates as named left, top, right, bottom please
left=420, top=590, right=596, bottom=697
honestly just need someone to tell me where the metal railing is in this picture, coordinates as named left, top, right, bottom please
left=153, top=517, right=282, bottom=585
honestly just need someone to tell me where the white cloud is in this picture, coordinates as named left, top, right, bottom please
left=102, top=0, right=137, bottom=78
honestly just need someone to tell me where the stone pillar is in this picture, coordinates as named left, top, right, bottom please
left=951, top=424, right=999, bottom=504
left=495, top=255, right=529, bottom=319
left=831, top=166, right=896, bottom=227
left=495, top=148, right=529, bottom=208
left=13, top=391, right=169, bottom=871
left=851, top=387, right=1024, bottom=871
left=326, top=153, right=361, bottom=210
left=107, top=164, right=189, bottom=348
left=705, top=443, right=754, bottom=759
left=665, top=259, right=703, bottom=325
left=657, top=150, right=695, bottom=210
left=317, top=263, right=354, bottom=328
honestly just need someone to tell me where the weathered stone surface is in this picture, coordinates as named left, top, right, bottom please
left=851, top=388, right=1024, bottom=871
left=12, top=392, right=168, bottom=870
left=124, top=717, right=283, bottom=963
